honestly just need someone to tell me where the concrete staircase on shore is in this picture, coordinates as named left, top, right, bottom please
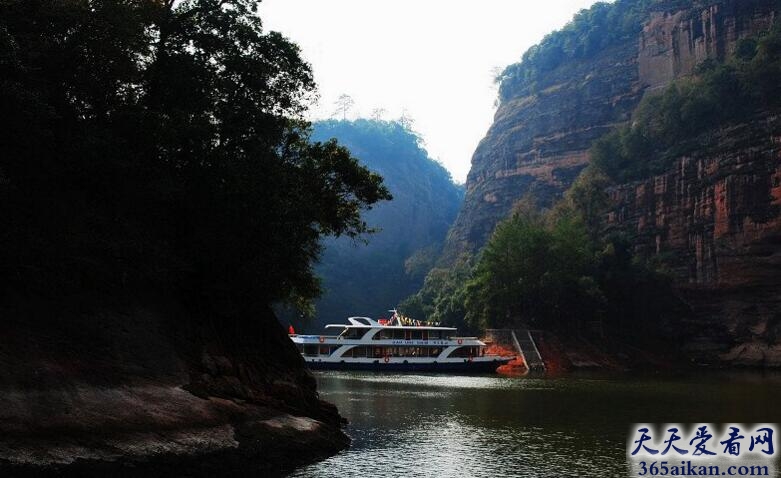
left=513, top=329, right=545, bottom=372
left=485, top=328, right=546, bottom=372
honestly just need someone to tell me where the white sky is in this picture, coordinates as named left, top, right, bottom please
left=259, top=0, right=604, bottom=183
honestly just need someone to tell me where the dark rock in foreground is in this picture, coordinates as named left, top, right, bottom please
left=0, top=299, right=347, bottom=477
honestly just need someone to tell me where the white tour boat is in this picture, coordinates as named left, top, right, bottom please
left=289, top=310, right=513, bottom=372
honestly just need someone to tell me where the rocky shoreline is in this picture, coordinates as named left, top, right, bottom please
left=0, top=385, right=347, bottom=477
left=0, top=300, right=348, bottom=477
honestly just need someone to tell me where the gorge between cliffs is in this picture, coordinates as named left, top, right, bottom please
left=2, top=0, right=781, bottom=476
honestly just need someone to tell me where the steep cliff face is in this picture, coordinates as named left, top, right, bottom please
left=608, top=1, right=781, bottom=366
left=606, top=118, right=781, bottom=366
left=445, top=0, right=781, bottom=365
left=442, top=35, right=642, bottom=262
left=639, top=1, right=778, bottom=92
left=445, top=0, right=779, bottom=263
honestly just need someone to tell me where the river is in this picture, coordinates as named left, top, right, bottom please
left=288, top=371, right=781, bottom=477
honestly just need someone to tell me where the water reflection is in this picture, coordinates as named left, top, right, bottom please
left=288, top=372, right=781, bottom=477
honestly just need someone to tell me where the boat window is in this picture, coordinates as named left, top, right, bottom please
left=341, top=328, right=367, bottom=339
left=364, top=346, right=447, bottom=358
left=349, top=346, right=367, bottom=358
left=316, top=345, right=339, bottom=356
left=450, top=346, right=479, bottom=358
left=374, top=329, right=394, bottom=340
left=303, top=344, right=319, bottom=356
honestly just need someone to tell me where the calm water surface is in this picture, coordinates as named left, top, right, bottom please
left=288, top=371, right=781, bottom=477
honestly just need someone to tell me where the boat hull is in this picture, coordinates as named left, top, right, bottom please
left=304, top=358, right=511, bottom=373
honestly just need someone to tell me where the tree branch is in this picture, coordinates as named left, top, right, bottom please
left=177, top=0, right=230, bottom=22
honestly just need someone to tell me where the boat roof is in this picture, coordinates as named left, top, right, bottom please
left=324, top=316, right=457, bottom=331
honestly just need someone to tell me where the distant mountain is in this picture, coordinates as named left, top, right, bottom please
left=296, top=119, right=463, bottom=331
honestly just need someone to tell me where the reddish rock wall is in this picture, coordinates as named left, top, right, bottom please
left=443, top=0, right=781, bottom=365
left=639, top=1, right=778, bottom=92
left=444, top=1, right=780, bottom=263
left=606, top=117, right=781, bottom=364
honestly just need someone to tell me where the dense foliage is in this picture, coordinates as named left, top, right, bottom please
left=497, top=0, right=654, bottom=100
left=463, top=204, right=600, bottom=331
left=0, top=0, right=389, bottom=322
left=297, top=119, right=463, bottom=330
left=591, top=22, right=781, bottom=182
left=399, top=256, right=473, bottom=332
left=404, top=184, right=682, bottom=341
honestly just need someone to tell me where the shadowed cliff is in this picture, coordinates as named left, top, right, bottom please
left=297, top=119, right=463, bottom=331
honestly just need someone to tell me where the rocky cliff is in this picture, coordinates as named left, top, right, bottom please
left=443, top=4, right=646, bottom=261
left=639, top=1, right=777, bottom=92
left=444, top=0, right=781, bottom=365
left=606, top=115, right=781, bottom=365
left=0, top=297, right=348, bottom=476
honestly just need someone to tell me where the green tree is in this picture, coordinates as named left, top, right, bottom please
left=463, top=206, right=600, bottom=331
left=405, top=169, right=682, bottom=342
left=333, top=94, right=355, bottom=120
left=400, top=255, right=473, bottom=330
left=0, top=0, right=389, bottom=324
left=497, top=0, right=654, bottom=100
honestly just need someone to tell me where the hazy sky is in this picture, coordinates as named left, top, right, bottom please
left=259, top=0, right=603, bottom=183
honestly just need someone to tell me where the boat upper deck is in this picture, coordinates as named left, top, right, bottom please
left=324, top=316, right=457, bottom=331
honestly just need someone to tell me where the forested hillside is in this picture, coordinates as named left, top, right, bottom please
left=294, top=119, right=463, bottom=331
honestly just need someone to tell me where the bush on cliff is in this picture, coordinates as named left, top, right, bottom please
left=497, top=0, right=654, bottom=100
left=591, top=22, right=781, bottom=183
